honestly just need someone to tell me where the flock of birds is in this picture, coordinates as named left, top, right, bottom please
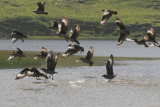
left=6, top=2, right=160, bottom=82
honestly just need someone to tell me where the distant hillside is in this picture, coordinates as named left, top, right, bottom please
left=0, top=0, right=160, bottom=39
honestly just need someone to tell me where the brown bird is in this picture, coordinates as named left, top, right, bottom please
left=15, top=68, right=48, bottom=80
left=7, top=48, right=26, bottom=61
left=33, top=2, right=48, bottom=14
left=34, top=46, right=48, bottom=59
left=146, top=28, right=159, bottom=47
left=100, top=9, right=117, bottom=26
left=132, top=36, right=149, bottom=48
left=55, top=16, right=69, bottom=41
left=11, top=29, right=27, bottom=43
left=62, top=44, right=84, bottom=57
left=41, top=51, right=60, bottom=80
left=67, top=24, right=80, bottom=44
left=116, top=18, right=130, bottom=45
left=48, top=21, right=59, bottom=30
left=102, top=54, right=117, bottom=82
left=79, top=46, right=94, bottom=66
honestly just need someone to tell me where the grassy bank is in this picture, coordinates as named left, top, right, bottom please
left=0, top=50, right=156, bottom=69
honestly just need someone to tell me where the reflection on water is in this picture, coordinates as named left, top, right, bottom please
left=0, top=60, right=160, bottom=107
left=0, top=39, right=160, bottom=57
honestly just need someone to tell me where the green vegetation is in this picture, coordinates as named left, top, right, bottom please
left=0, top=50, right=156, bottom=69
left=0, top=0, right=160, bottom=39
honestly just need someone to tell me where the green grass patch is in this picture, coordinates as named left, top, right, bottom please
left=0, top=50, right=157, bottom=69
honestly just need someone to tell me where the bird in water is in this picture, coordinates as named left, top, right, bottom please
left=34, top=46, right=48, bottom=59
left=15, top=68, right=48, bottom=80
left=48, top=21, right=58, bottom=30
left=7, top=48, right=26, bottom=61
left=116, top=18, right=130, bottom=45
left=67, top=24, right=80, bottom=45
left=100, top=9, right=117, bottom=26
left=41, top=51, right=60, bottom=80
left=33, top=2, right=48, bottom=14
left=62, top=44, right=84, bottom=58
left=11, top=29, right=27, bottom=43
left=102, top=54, right=117, bottom=82
left=146, top=28, right=160, bottom=47
left=77, top=46, right=94, bottom=66
left=55, top=16, right=69, bottom=41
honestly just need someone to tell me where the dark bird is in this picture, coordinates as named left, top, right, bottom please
left=41, top=51, right=60, bottom=80
left=68, top=24, right=80, bottom=44
left=15, top=68, right=48, bottom=80
left=62, top=44, right=84, bottom=57
left=131, top=36, right=149, bottom=48
left=48, top=21, right=58, bottom=30
left=33, top=2, right=48, bottom=14
left=146, top=28, right=160, bottom=47
left=79, top=46, right=94, bottom=66
left=11, top=29, right=27, bottom=43
left=116, top=18, right=130, bottom=45
left=34, top=46, right=48, bottom=59
left=55, top=16, right=69, bottom=41
left=8, top=48, right=26, bottom=61
left=100, top=9, right=117, bottom=26
left=102, top=54, right=117, bottom=82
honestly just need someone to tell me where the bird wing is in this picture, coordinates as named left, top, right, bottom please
left=100, top=10, right=112, bottom=26
left=69, top=28, right=74, bottom=37
left=30, top=68, right=40, bottom=74
left=7, top=55, right=15, bottom=61
left=57, top=23, right=62, bottom=33
left=62, top=17, right=68, bottom=34
left=11, top=37, right=18, bottom=43
left=85, top=47, right=94, bottom=60
left=117, top=33, right=126, bottom=45
left=70, top=24, right=80, bottom=39
left=147, top=28, right=156, bottom=39
left=116, top=18, right=126, bottom=30
left=37, top=2, right=45, bottom=11
left=42, top=47, right=47, bottom=53
left=106, top=60, right=114, bottom=75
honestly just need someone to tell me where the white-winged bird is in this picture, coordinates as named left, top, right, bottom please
left=79, top=46, right=94, bottom=66
left=62, top=44, right=84, bottom=57
left=33, top=2, right=48, bottom=14
left=68, top=24, right=80, bottom=44
left=116, top=18, right=130, bottom=45
left=100, top=9, right=117, bottom=26
left=34, top=46, right=48, bottom=59
left=55, top=16, right=69, bottom=41
left=102, top=54, right=117, bottom=82
left=7, top=48, right=26, bottom=61
left=41, top=51, right=60, bottom=80
left=11, top=29, right=27, bottom=43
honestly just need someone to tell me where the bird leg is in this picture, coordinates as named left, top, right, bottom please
left=52, top=75, right=54, bottom=80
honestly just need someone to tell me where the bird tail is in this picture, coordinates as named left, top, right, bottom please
left=113, top=11, right=118, bottom=14
left=7, top=55, right=15, bottom=61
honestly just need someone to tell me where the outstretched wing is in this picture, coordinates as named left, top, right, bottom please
left=147, top=28, right=156, bottom=39
left=37, top=2, right=45, bottom=11
left=106, top=55, right=114, bottom=75
left=116, top=18, right=126, bottom=30
left=85, top=46, right=94, bottom=60
left=70, top=24, right=80, bottom=39
left=61, top=16, right=68, bottom=34
left=117, top=33, right=126, bottom=45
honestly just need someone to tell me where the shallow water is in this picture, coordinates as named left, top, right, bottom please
left=0, top=39, right=160, bottom=57
left=0, top=60, right=160, bottom=107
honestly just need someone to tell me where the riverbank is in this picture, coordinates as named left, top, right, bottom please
left=0, top=50, right=156, bottom=69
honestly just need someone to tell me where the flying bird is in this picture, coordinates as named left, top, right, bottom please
left=11, top=29, right=27, bottom=43
left=41, top=51, right=60, bottom=80
left=146, top=28, right=160, bottom=47
left=33, top=2, right=48, bottom=14
left=79, top=46, right=94, bottom=66
left=116, top=18, right=130, bottom=45
left=131, top=36, right=149, bottom=48
left=62, top=44, right=84, bottom=57
left=34, top=46, right=48, bottom=59
left=15, top=68, right=48, bottom=80
left=67, top=24, right=80, bottom=44
left=102, top=54, right=117, bottom=82
left=100, top=9, right=117, bottom=26
left=7, top=48, right=26, bottom=61
left=48, top=21, right=58, bottom=30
